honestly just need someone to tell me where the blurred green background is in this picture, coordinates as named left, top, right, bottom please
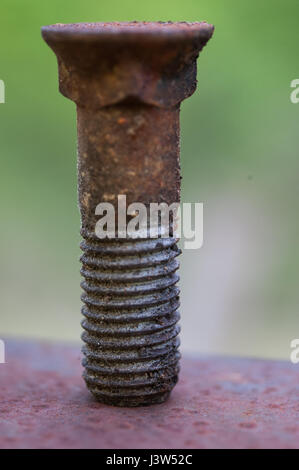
left=1, top=0, right=298, bottom=359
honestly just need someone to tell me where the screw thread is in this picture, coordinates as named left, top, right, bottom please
left=80, top=230, right=181, bottom=406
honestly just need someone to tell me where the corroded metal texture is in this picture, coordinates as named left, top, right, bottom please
left=1, top=340, right=299, bottom=449
left=76, top=105, right=181, bottom=232
left=80, top=236, right=181, bottom=406
left=41, top=22, right=214, bottom=406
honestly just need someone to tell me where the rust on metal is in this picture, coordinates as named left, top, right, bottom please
left=1, top=340, right=298, bottom=449
left=41, top=22, right=214, bottom=406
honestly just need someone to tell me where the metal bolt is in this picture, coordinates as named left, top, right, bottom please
left=41, top=22, right=214, bottom=407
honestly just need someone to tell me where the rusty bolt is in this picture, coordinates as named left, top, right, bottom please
left=41, top=22, right=214, bottom=407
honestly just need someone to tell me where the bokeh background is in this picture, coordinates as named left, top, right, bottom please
left=1, top=0, right=298, bottom=359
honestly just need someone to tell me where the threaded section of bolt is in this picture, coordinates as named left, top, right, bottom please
left=80, top=230, right=181, bottom=407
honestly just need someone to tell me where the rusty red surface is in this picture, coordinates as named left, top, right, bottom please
left=0, top=339, right=299, bottom=449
